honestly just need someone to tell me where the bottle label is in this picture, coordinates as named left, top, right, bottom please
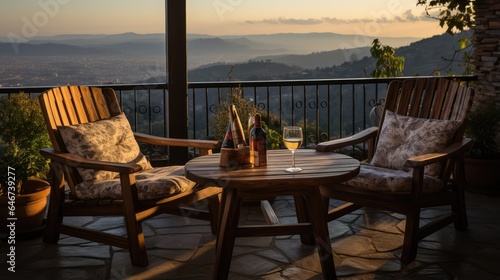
left=251, top=140, right=267, bottom=167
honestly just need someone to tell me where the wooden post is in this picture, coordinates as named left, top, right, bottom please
left=166, top=0, right=189, bottom=165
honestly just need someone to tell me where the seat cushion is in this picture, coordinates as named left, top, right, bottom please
left=58, top=113, right=152, bottom=184
left=75, top=165, right=197, bottom=200
left=344, top=163, right=445, bottom=193
left=371, top=110, right=461, bottom=177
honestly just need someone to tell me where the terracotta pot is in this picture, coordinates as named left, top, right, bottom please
left=464, top=158, right=500, bottom=195
left=0, top=178, right=50, bottom=234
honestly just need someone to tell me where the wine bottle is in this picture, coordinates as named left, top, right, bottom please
left=221, top=122, right=234, bottom=148
left=249, top=113, right=267, bottom=167
left=230, top=104, right=247, bottom=147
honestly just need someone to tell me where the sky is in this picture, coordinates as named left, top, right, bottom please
left=0, top=0, right=446, bottom=39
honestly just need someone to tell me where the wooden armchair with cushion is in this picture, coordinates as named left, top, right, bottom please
left=38, top=85, right=221, bottom=267
left=316, top=78, right=475, bottom=265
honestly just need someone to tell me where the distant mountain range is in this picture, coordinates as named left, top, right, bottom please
left=0, top=32, right=419, bottom=69
left=187, top=31, right=472, bottom=81
left=0, top=31, right=472, bottom=86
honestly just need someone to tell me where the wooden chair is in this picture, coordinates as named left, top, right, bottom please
left=316, top=78, right=475, bottom=265
left=38, top=85, right=221, bottom=267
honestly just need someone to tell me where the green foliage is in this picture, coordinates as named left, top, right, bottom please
left=0, top=93, right=51, bottom=194
left=213, top=65, right=282, bottom=150
left=212, top=87, right=282, bottom=150
left=212, top=87, right=257, bottom=143
left=261, top=121, right=282, bottom=150
left=457, top=37, right=474, bottom=75
left=369, top=39, right=405, bottom=78
left=466, top=103, right=500, bottom=159
left=417, top=0, right=474, bottom=34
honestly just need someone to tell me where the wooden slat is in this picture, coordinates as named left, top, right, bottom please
left=441, top=81, right=460, bottom=120
left=68, top=85, right=88, bottom=124
left=261, top=200, right=280, bottom=225
left=79, top=86, right=99, bottom=122
left=53, top=87, right=67, bottom=126
left=408, top=79, right=427, bottom=117
left=453, top=86, right=471, bottom=121
left=419, top=78, right=438, bottom=118
left=451, top=86, right=466, bottom=121
left=39, top=92, right=63, bottom=151
left=384, top=80, right=402, bottom=113
left=431, top=79, right=449, bottom=119
left=396, top=80, right=415, bottom=115
left=103, top=88, right=122, bottom=116
left=60, top=86, right=79, bottom=125
left=91, top=87, right=111, bottom=119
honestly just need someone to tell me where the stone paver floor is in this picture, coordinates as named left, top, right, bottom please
left=1, top=191, right=499, bottom=279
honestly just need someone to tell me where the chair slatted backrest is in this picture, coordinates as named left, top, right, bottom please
left=39, top=86, right=122, bottom=195
left=377, top=78, right=475, bottom=177
left=381, top=78, right=474, bottom=132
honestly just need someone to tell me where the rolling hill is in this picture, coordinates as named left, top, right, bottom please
left=187, top=30, right=472, bottom=81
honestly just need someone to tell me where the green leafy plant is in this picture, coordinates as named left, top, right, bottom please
left=212, top=86, right=257, bottom=142
left=369, top=39, right=405, bottom=77
left=261, top=121, right=282, bottom=150
left=0, top=93, right=51, bottom=195
left=417, top=0, right=474, bottom=34
left=212, top=87, right=282, bottom=149
left=466, top=102, right=500, bottom=159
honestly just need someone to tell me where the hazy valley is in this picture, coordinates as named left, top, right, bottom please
left=0, top=31, right=471, bottom=87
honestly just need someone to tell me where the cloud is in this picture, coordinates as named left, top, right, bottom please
left=245, top=17, right=323, bottom=25
left=243, top=10, right=432, bottom=26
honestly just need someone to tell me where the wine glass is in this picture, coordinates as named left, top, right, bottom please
left=283, top=126, right=303, bottom=172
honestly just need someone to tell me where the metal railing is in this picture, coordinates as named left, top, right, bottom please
left=0, top=76, right=477, bottom=161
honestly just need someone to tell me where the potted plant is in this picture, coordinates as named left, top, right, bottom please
left=0, top=93, right=51, bottom=236
left=464, top=102, right=500, bottom=195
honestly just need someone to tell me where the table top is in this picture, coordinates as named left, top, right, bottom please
left=184, top=149, right=360, bottom=190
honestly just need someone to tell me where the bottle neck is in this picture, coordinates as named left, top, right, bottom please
left=254, top=115, right=261, bottom=128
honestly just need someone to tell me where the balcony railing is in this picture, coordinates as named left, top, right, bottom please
left=0, top=76, right=477, bottom=162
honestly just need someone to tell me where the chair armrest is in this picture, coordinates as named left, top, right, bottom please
left=39, top=148, right=143, bottom=174
left=134, top=132, right=219, bottom=149
left=403, top=138, right=473, bottom=168
left=316, top=127, right=378, bottom=152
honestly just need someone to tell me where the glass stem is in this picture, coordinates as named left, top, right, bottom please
left=291, top=150, right=295, bottom=167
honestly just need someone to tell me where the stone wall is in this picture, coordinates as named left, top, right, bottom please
left=473, top=0, right=500, bottom=149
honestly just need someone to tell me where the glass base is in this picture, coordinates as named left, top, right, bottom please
left=285, top=167, right=302, bottom=173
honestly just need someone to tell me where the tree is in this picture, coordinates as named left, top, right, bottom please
left=417, top=0, right=474, bottom=34
left=369, top=39, right=405, bottom=77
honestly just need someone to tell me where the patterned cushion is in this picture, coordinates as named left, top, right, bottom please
left=344, top=163, right=445, bottom=193
left=371, top=110, right=461, bottom=177
left=75, top=166, right=196, bottom=200
left=58, top=113, right=152, bottom=186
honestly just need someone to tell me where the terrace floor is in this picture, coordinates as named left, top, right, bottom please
left=2, top=191, right=500, bottom=280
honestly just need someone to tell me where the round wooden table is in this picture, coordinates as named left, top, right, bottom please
left=185, top=149, right=360, bottom=280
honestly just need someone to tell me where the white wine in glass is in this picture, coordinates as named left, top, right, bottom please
left=283, top=126, right=303, bottom=172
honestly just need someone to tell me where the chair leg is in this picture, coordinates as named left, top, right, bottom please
left=123, top=203, right=148, bottom=267
left=125, top=220, right=148, bottom=267
left=401, top=210, right=420, bottom=265
left=43, top=166, right=64, bottom=244
left=120, top=174, right=148, bottom=267
left=453, top=160, right=468, bottom=230
left=43, top=188, right=62, bottom=243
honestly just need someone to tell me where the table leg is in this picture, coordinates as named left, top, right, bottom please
left=293, top=195, right=315, bottom=245
left=213, top=188, right=241, bottom=280
left=304, top=186, right=337, bottom=280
